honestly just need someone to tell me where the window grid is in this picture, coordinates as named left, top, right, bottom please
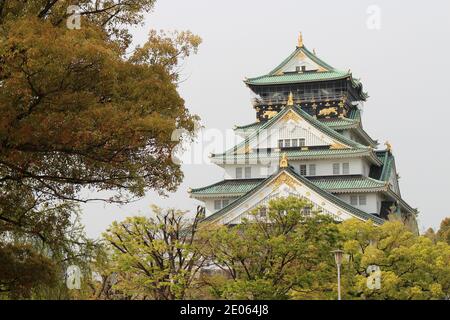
left=299, top=138, right=306, bottom=147
left=300, top=164, right=307, bottom=176
left=284, top=139, right=291, bottom=148
left=278, top=139, right=283, bottom=148
left=343, top=163, right=350, bottom=175
left=333, top=163, right=340, bottom=175
left=236, top=167, right=242, bottom=179
left=278, top=138, right=306, bottom=148
left=359, top=195, right=367, bottom=206
left=309, top=164, right=316, bottom=176
left=244, top=167, right=251, bottom=179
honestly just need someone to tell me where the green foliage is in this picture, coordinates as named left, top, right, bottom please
left=437, top=218, right=450, bottom=244
left=103, top=206, right=206, bottom=299
left=0, top=1, right=201, bottom=298
left=200, top=199, right=450, bottom=300
left=339, top=219, right=450, bottom=300
left=0, top=243, right=57, bottom=299
left=202, top=196, right=341, bottom=300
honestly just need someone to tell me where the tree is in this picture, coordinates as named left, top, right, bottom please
left=0, top=243, right=57, bottom=299
left=202, top=196, right=341, bottom=300
left=103, top=206, right=206, bottom=300
left=339, top=219, right=450, bottom=300
left=0, top=0, right=201, bottom=297
left=437, top=218, right=450, bottom=245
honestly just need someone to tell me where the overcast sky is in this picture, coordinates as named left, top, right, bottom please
left=81, top=0, right=450, bottom=237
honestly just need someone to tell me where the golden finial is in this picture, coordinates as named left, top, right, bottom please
left=279, top=153, right=289, bottom=168
left=385, top=141, right=392, bottom=152
left=297, top=32, right=303, bottom=47
left=287, top=92, right=294, bottom=106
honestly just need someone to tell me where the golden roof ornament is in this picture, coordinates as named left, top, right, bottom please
left=279, top=153, right=289, bottom=168
left=287, top=92, right=294, bottom=106
left=385, top=141, right=392, bottom=152
left=297, top=32, right=303, bottom=47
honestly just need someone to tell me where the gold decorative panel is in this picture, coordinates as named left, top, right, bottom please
left=271, top=173, right=299, bottom=190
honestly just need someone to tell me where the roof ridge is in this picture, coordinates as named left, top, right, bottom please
left=202, top=167, right=384, bottom=224
left=267, top=46, right=302, bottom=76
left=292, top=106, right=366, bottom=149
left=301, top=46, right=336, bottom=71
left=286, top=168, right=385, bottom=224
left=266, top=46, right=337, bottom=76
left=212, top=106, right=371, bottom=159
left=234, top=121, right=262, bottom=130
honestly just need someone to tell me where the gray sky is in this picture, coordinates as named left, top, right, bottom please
left=82, top=0, right=450, bottom=237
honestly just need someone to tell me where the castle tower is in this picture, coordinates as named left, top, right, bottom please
left=189, top=35, right=418, bottom=232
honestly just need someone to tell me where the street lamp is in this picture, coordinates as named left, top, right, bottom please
left=331, top=249, right=344, bottom=300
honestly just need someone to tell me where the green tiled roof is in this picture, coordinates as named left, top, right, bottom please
left=191, top=175, right=387, bottom=197
left=319, top=117, right=359, bottom=130
left=309, top=175, right=387, bottom=192
left=348, top=109, right=362, bottom=121
left=244, top=45, right=367, bottom=99
left=245, top=70, right=350, bottom=86
left=236, top=109, right=360, bottom=132
left=268, top=45, right=335, bottom=75
left=234, top=121, right=262, bottom=131
left=202, top=168, right=385, bottom=225
left=211, top=148, right=380, bottom=164
left=376, top=150, right=394, bottom=181
left=190, top=179, right=263, bottom=196
left=213, top=106, right=367, bottom=163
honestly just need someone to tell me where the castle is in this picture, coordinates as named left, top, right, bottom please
left=189, top=34, right=418, bottom=233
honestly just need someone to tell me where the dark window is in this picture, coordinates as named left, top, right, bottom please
left=333, top=163, right=340, bottom=175
left=284, top=139, right=290, bottom=148
left=299, top=138, right=306, bottom=147
left=300, top=164, right=307, bottom=175
left=278, top=140, right=283, bottom=148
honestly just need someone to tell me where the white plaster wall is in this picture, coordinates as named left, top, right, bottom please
left=222, top=157, right=373, bottom=179
left=335, top=193, right=380, bottom=214
left=202, top=198, right=239, bottom=216
left=223, top=164, right=276, bottom=179
left=290, top=158, right=365, bottom=176
left=248, top=115, right=338, bottom=150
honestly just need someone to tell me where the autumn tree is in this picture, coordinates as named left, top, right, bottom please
left=0, top=0, right=201, bottom=297
left=103, top=206, right=206, bottom=300
left=436, top=218, right=450, bottom=244
left=202, top=196, right=341, bottom=300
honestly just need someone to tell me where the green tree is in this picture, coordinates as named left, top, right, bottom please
left=202, top=196, right=341, bottom=300
left=0, top=1, right=201, bottom=297
left=339, top=219, right=450, bottom=300
left=0, top=243, right=57, bottom=299
left=103, top=206, right=206, bottom=300
left=437, top=218, right=450, bottom=245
